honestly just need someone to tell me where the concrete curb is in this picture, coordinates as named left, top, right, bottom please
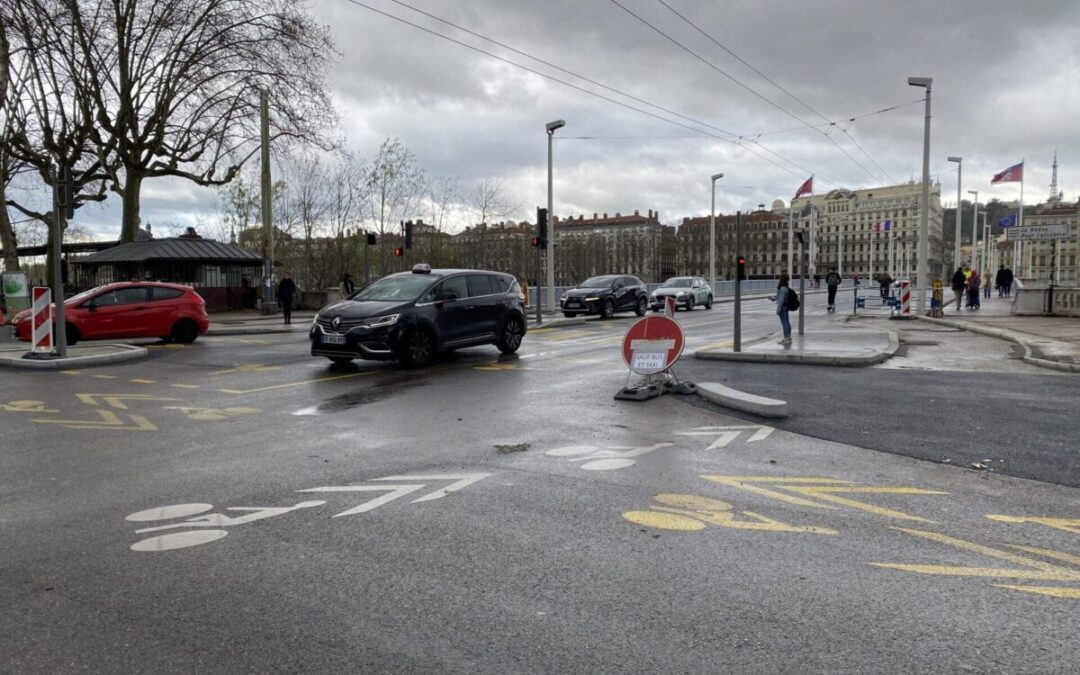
left=206, top=326, right=306, bottom=336
left=0, top=343, right=148, bottom=370
left=695, top=382, right=788, bottom=418
left=692, top=329, right=899, bottom=367
left=915, top=315, right=1080, bottom=374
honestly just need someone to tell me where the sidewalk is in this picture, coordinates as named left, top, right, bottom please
left=695, top=323, right=898, bottom=366
left=916, top=293, right=1080, bottom=373
left=0, top=343, right=148, bottom=369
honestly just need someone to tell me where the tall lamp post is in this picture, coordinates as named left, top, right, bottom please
left=545, top=119, right=565, bottom=313
left=947, top=156, right=962, bottom=271
left=709, top=173, right=723, bottom=293
left=908, top=76, right=932, bottom=314
left=967, top=190, right=979, bottom=272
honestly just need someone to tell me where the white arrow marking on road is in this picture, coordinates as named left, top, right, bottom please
left=373, top=473, right=492, bottom=503
left=297, top=484, right=427, bottom=517
left=674, top=425, right=774, bottom=450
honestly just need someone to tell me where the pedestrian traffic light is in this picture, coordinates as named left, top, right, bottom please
left=404, top=220, right=414, bottom=249
left=536, top=207, right=548, bottom=248
left=366, top=232, right=376, bottom=245
left=393, top=247, right=403, bottom=257
left=531, top=236, right=541, bottom=248
left=737, top=256, right=747, bottom=281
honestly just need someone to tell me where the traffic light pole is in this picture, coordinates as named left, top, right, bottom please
left=734, top=211, right=742, bottom=353
left=535, top=242, right=542, bottom=325
left=51, top=166, right=68, bottom=357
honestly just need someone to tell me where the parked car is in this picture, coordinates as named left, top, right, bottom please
left=559, top=275, right=649, bottom=319
left=650, top=276, right=713, bottom=311
left=13, top=282, right=209, bottom=345
left=309, top=264, right=527, bottom=368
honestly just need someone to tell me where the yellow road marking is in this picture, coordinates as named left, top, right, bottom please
left=131, top=379, right=156, bottom=384
left=624, top=493, right=837, bottom=535
left=987, top=514, right=1080, bottom=536
left=33, top=408, right=157, bottom=431
left=92, top=374, right=118, bottom=379
left=216, top=370, right=380, bottom=394
left=2, top=400, right=58, bottom=413
left=474, top=362, right=519, bottom=371
left=993, top=585, right=1080, bottom=599
left=76, top=394, right=179, bottom=410
left=871, top=527, right=1080, bottom=582
left=212, top=364, right=283, bottom=375
left=61, top=370, right=80, bottom=375
left=697, top=339, right=734, bottom=350
left=702, top=476, right=945, bottom=522
left=171, top=384, right=200, bottom=389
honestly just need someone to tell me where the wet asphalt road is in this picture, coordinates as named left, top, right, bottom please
left=2, top=298, right=1079, bottom=674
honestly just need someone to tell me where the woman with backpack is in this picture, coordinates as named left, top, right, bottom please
left=769, top=274, right=795, bottom=345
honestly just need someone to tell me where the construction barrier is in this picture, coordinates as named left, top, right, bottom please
left=31, top=286, right=53, bottom=353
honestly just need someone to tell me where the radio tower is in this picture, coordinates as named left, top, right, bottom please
left=1047, top=151, right=1062, bottom=205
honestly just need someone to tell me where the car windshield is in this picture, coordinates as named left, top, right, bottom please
left=67, top=286, right=105, bottom=305
left=579, top=276, right=618, bottom=288
left=353, top=275, right=434, bottom=302
left=664, top=278, right=692, bottom=288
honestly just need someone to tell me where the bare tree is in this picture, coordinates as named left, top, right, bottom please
left=358, top=138, right=426, bottom=277
left=0, top=19, right=22, bottom=270
left=9, top=0, right=337, bottom=243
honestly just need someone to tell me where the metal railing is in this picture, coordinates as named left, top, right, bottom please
left=525, top=279, right=790, bottom=308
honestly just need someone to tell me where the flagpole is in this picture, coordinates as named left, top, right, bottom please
left=1016, top=162, right=1024, bottom=276
left=809, top=183, right=816, bottom=283
left=787, top=206, right=794, bottom=277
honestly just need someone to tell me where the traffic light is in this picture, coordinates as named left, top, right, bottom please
left=55, top=166, right=82, bottom=219
left=366, top=233, right=376, bottom=245
left=737, top=256, right=747, bottom=281
left=531, top=236, right=540, bottom=248
left=404, top=220, right=414, bottom=249
left=393, top=247, right=404, bottom=257
left=536, top=207, right=548, bottom=248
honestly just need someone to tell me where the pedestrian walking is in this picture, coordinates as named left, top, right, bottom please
left=950, top=267, right=966, bottom=312
left=983, top=270, right=992, bottom=299
left=813, top=273, right=821, bottom=289
left=340, top=273, right=355, bottom=298
left=966, top=269, right=981, bottom=309
left=769, top=274, right=794, bottom=345
left=277, top=272, right=297, bottom=324
left=1002, top=266, right=1014, bottom=297
left=825, top=267, right=842, bottom=312
left=995, top=265, right=1007, bottom=298
left=879, top=273, right=892, bottom=303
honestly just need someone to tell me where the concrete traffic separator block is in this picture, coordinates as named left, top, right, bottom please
left=695, top=382, right=788, bottom=418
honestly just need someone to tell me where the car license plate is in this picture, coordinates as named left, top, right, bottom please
left=568, top=300, right=580, bottom=306
left=321, top=334, right=346, bottom=345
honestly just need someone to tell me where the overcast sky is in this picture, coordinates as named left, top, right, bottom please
left=66, top=0, right=1080, bottom=239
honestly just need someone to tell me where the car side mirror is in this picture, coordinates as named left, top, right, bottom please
left=85, top=302, right=98, bottom=312
left=613, top=283, right=624, bottom=290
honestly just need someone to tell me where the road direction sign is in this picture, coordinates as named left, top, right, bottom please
left=622, top=315, right=685, bottom=374
left=1007, top=223, right=1072, bottom=241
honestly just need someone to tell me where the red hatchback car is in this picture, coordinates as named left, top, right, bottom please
left=14, top=282, right=210, bottom=345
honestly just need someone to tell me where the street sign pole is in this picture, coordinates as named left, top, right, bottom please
left=51, top=164, right=68, bottom=357
left=535, top=233, right=542, bottom=325
left=734, top=211, right=742, bottom=352
left=798, top=231, right=805, bottom=336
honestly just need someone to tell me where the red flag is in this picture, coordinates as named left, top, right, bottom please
left=794, top=176, right=813, bottom=199
left=991, top=161, right=1023, bottom=184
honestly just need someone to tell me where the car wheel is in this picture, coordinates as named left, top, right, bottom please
left=64, top=323, right=80, bottom=346
left=328, top=356, right=353, bottom=365
left=601, top=299, right=616, bottom=319
left=497, top=315, right=525, bottom=354
left=705, top=294, right=713, bottom=310
left=399, top=327, right=435, bottom=368
left=170, top=319, right=200, bottom=344
left=685, top=296, right=694, bottom=311
left=562, top=312, right=578, bottom=318
left=635, top=296, right=647, bottom=316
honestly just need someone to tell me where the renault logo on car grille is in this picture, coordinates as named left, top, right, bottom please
left=331, top=316, right=341, bottom=329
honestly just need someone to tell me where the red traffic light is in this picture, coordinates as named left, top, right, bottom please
left=531, top=236, right=540, bottom=247
left=393, top=247, right=404, bottom=257
left=737, top=256, right=746, bottom=265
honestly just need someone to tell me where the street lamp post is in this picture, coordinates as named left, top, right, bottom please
left=709, top=173, right=723, bottom=294
left=908, top=77, right=932, bottom=314
left=545, top=119, right=565, bottom=313
left=968, top=190, right=979, bottom=272
left=947, top=156, right=962, bottom=271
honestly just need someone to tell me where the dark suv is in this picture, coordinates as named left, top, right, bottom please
left=559, top=275, right=649, bottom=319
left=310, top=265, right=527, bottom=367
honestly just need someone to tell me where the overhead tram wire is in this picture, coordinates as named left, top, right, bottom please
left=341, top=0, right=821, bottom=182
left=608, top=0, right=879, bottom=184
left=653, top=0, right=898, bottom=184
left=378, top=0, right=829, bottom=182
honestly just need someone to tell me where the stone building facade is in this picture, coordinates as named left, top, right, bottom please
left=1012, top=200, right=1080, bottom=285
left=552, top=210, right=676, bottom=284
left=677, top=210, right=788, bottom=279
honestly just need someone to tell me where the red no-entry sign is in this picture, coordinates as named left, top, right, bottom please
left=622, top=315, right=685, bottom=374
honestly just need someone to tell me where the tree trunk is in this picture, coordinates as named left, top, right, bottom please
left=0, top=183, right=19, bottom=271
left=120, top=172, right=143, bottom=242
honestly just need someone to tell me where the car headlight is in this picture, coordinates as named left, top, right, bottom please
left=312, top=313, right=320, bottom=325
left=362, top=314, right=399, bottom=327
left=676, top=291, right=686, bottom=296
left=585, top=296, right=599, bottom=302
left=560, top=293, right=568, bottom=301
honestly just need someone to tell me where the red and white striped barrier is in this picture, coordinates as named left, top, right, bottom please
left=31, top=286, right=53, bottom=353
left=898, top=280, right=911, bottom=316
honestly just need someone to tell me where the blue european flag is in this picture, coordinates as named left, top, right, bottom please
left=998, top=214, right=1016, bottom=228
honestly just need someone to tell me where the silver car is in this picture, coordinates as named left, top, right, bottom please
left=650, top=276, right=713, bottom=311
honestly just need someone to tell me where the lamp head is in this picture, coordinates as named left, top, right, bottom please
left=907, top=76, right=932, bottom=88
left=546, top=119, right=566, bottom=133
left=711, top=173, right=724, bottom=182
left=947, top=156, right=962, bottom=163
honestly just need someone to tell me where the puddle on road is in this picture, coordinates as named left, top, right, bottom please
left=293, top=375, right=427, bottom=415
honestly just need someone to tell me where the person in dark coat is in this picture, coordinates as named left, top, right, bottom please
left=950, top=267, right=967, bottom=312
left=879, top=274, right=892, bottom=303
left=1002, top=266, right=1014, bottom=297
left=277, top=272, right=297, bottom=324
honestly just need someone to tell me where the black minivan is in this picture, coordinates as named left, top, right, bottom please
left=310, top=265, right=527, bottom=368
